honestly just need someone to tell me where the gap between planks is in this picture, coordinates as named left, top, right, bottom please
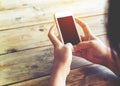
left=0, top=15, right=106, bottom=55
left=0, top=0, right=108, bottom=30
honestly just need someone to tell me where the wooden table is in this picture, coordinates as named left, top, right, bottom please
left=0, top=0, right=119, bottom=86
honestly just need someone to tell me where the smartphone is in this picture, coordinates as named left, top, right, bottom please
left=54, top=12, right=81, bottom=45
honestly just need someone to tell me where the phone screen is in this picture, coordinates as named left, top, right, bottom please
left=57, top=16, right=80, bottom=45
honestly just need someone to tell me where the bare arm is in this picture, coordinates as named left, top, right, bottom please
left=104, top=48, right=120, bottom=77
left=48, top=25, right=73, bottom=86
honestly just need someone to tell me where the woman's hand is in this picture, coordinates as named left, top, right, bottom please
left=73, top=18, right=120, bottom=77
left=73, top=18, right=111, bottom=66
left=48, top=25, right=73, bottom=86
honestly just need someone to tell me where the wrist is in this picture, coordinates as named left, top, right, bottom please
left=102, top=47, right=113, bottom=68
left=103, top=48, right=120, bottom=76
left=52, top=63, right=70, bottom=79
left=49, top=66, right=67, bottom=86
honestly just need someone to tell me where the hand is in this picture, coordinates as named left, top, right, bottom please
left=73, top=18, right=120, bottom=77
left=73, top=18, right=110, bottom=66
left=48, top=25, right=73, bottom=86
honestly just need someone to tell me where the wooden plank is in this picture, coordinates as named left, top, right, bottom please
left=0, top=0, right=79, bottom=10
left=0, top=0, right=107, bottom=11
left=0, top=45, right=93, bottom=85
left=0, top=0, right=107, bottom=30
left=0, top=15, right=106, bottom=55
left=10, top=64, right=119, bottom=86
left=0, top=34, right=107, bottom=85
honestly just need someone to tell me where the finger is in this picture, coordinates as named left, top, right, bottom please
left=75, top=18, right=92, bottom=36
left=48, top=25, right=62, bottom=47
left=80, top=35, right=86, bottom=41
left=75, top=18, right=95, bottom=39
left=57, top=35, right=62, bottom=42
left=80, top=35, right=93, bottom=41
left=65, top=43, right=73, bottom=50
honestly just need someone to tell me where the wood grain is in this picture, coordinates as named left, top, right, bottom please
left=0, top=0, right=113, bottom=86
left=0, top=0, right=107, bottom=30
left=0, top=0, right=107, bottom=11
left=10, top=64, right=119, bottom=86
left=0, top=15, right=106, bottom=55
left=0, top=45, right=93, bottom=85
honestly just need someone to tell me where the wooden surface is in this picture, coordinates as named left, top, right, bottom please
left=0, top=0, right=119, bottom=86
left=0, top=15, right=106, bottom=55
left=10, top=64, right=119, bottom=86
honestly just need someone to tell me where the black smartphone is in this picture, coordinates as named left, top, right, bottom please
left=54, top=12, right=81, bottom=45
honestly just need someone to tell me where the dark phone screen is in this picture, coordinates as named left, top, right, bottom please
left=57, top=16, right=80, bottom=45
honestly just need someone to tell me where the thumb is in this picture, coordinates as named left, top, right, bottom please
left=73, top=41, right=90, bottom=51
left=65, top=43, right=73, bottom=50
